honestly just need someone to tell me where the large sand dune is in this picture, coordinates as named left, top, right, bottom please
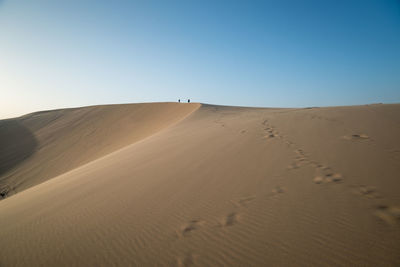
left=0, top=103, right=399, bottom=266
left=0, top=103, right=200, bottom=197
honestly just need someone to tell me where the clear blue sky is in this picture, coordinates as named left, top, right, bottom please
left=1, top=0, right=399, bottom=118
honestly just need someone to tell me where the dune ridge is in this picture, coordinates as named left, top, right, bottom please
left=0, top=103, right=399, bottom=266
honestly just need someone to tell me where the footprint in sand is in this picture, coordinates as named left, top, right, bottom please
left=310, top=161, right=324, bottom=168
left=177, top=253, right=196, bottom=267
left=285, top=140, right=294, bottom=147
left=313, top=173, right=343, bottom=184
left=262, top=122, right=281, bottom=140
left=313, top=176, right=324, bottom=184
left=235, top=196, right=256, bottom=207
left=288, top=154, right=310, bottom=170
left=312, top=164, right=344, bottom=184
left=264, top=127, right=276, bottom=134
left=374, top=205, right=400, bottom=226
left=295, top=156, right=307, bottom=162
left=328, top=173, right=344, bottom=183
left=287, top=162, right=301, bottom=170
left=289, top=149, right=312, bottom=167
left=295, top=149, right=306, bottom=156
left=180, top=220, right=204, bottom=237
left=343, top=134, right=369, bottom=141
left=265, top=133, right=276, bottom=139
left=354, top=185, right=382, bottom=199
left=272, top=186, right=285, bottom=194
left=221, top=212, right=238, bottom=227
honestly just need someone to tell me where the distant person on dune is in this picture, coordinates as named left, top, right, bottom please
left=178, top=99, right=180, bottom=103
left=188, top=99, right=190, bottom=103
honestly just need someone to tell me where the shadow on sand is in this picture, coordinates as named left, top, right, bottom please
left=0, top=119, right=38, bottom=197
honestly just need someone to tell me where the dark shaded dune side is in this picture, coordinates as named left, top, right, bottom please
left=0, top=120, right=38, bottom=197
left=0, top=102, right=200, bottom=197
left=0, top=120, right=38, bottom=176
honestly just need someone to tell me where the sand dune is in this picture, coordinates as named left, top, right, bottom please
left=0, top=102, right=200, bottom=197
left=0, top=103, right=399, bottom=266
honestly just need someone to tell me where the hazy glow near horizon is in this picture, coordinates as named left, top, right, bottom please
left=1, top=0, right=399, bottom=119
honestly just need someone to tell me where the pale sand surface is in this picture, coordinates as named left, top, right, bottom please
left=0, top=103, right=399, bottom=266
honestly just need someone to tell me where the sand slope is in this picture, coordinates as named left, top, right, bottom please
left=0, top=103, right=399, bottom=266
left=0, top=102, right=200, bottom=197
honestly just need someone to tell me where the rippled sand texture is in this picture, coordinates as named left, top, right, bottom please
left=0, top=103, right=399, bottom=266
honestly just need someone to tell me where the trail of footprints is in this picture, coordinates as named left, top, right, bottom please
left=287, top=147, right=344, bottom=185
left=262, top=120, right=282, bottom=140
left=177, top=186, right=285, bottom=239
left=173, top=119, right=288, bottom=264
left=175, top=187, right=285, bottom=265
left=174, top=119, right=399, bottom=264
left=263, top=119, right=399, bottom=227
left=176, top=185, right=285, bottom=239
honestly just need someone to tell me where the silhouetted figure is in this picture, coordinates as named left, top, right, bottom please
left=178, top=99, right=180, bottom=103
left=188, top=99, right=190, bottom=103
